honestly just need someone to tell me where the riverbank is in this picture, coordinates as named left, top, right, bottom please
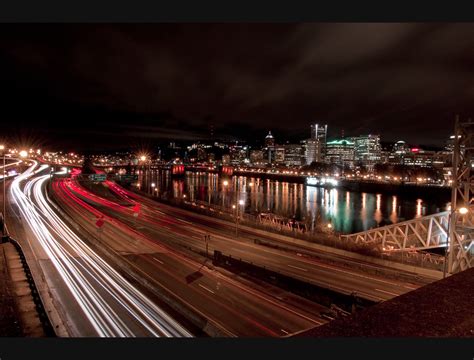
left=339, top=179, right=451, bottom=199
left=232, top=170, right=451, bottom=200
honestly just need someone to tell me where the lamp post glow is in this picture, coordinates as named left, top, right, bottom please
left=459, top=206, right=468, bottom=215
left=19, top=150, right=28, bottom=158
left=235, top=199, right=245, bottom=237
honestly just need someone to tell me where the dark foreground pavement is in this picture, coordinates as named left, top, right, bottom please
left=294, top=267, right=474, bottom=337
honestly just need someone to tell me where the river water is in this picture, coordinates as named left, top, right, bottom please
left=136, top=170, right=450, bottom=234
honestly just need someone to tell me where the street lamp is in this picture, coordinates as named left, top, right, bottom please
left=138, top=154, right=151, bottom=184
left=235, top=199, right=245, bottom=236
left=19, top=150, right=28, bottom=158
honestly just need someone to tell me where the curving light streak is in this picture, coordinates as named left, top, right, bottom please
left=10, top=162, right=192, bottom=337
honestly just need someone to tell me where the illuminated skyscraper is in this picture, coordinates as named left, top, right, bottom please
left=305, top=139, right=319, bottom=164
left=264, top=131, right=276, bottom=164
left=353, top=134, right=381, bottom=171
left=284, top=144, right=303, bottom=166
left=265, top=131, right=275, bottom=147
left=310, top=124, right=328, bottom=143
left=325, top=139, right=355, bottom=169
left=305, top=123, right=327, bottom=164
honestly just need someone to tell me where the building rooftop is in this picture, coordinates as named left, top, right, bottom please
left=327, top=139, right=355, bottom=146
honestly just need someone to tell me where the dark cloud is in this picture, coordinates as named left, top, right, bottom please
left=1, top=23, right=474, bottom=150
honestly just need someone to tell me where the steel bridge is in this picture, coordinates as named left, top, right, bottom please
left=341, top=117, right=474, bottom=275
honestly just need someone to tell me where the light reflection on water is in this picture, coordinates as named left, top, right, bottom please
left=138, top=170, right=449, bottom=234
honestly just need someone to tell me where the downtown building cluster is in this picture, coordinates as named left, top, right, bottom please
left=243, top=125, right=451, bottom=170
left=256, top=127, right=384, bottom=172
left=183, top=124, right=455, bottom=184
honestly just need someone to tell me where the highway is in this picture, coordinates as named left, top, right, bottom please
left=57, top=172, right=427, bottom=303
left=47, top=170, right=327, bottom=337
left=8, top=162, right=192, bottom=337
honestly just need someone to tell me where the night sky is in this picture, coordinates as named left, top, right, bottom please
left=1, top=23, right=474, bottom=151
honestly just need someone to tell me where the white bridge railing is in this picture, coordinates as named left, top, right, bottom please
left=340, top=206, right=473, bottom=273
left=340, top=211, right=450, bottom=252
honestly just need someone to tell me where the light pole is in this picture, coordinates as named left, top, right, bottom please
left=235, top=199, right=244, bottom=237
left=222, top=179, right=229, bottom=208
left=232, top=204, right=237, bottom=235
left=138, top=154, right=150, bottom=186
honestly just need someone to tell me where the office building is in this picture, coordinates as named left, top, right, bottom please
left=309, top=123, right=328, bottom=160
left=274, top=146, right=285, bottom=164
left=305, top=139, right=320, bottom=164
left=325, top=139, right=355, bottom=169
left=388, top=140, right=410, bottom=164
left=265, top=131, right=275, bottom=147
left=250, top=150, right=264, bottom=165
left=283, top=144, right=303, bottom=167
left=354, top=134, right=381, bottom=170
left=402, top=148, right=435, bottom=167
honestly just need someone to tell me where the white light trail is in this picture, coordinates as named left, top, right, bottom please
left=10, top=162, right=192, bottom=337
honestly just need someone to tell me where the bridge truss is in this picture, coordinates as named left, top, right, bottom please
left=340, top=210, right=450, bottom=253
left=341, top=116, right=474, bottom=274
left=447, top=117, right=474, bottom=273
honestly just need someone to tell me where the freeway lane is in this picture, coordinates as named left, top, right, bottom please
left=9, top=162, right=192, bottom=337
left=51, top=174, right=326, bottom=336
left=70, top=177, right=425, bottom=302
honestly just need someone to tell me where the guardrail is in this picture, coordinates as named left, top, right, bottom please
left=1, top=213, right=56, bottom=336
